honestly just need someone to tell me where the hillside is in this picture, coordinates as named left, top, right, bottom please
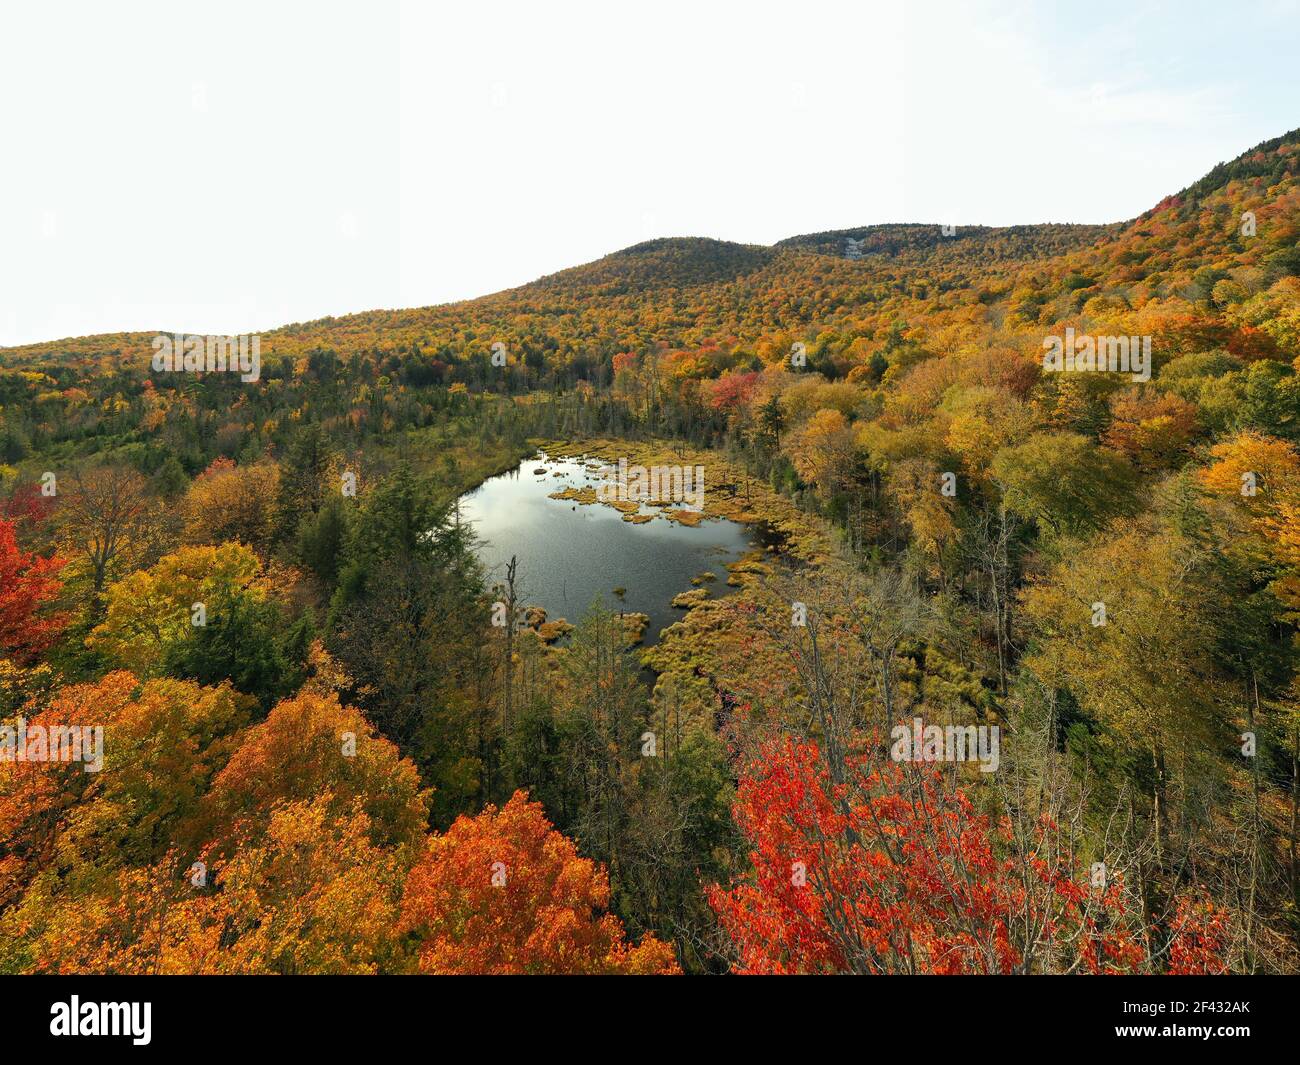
left=776, top=221, right=1114, bottom=262
left=4, top=129, right=1299, bottom=389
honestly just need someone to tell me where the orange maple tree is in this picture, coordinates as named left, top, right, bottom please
left=399, top=790, right=679, bottom=974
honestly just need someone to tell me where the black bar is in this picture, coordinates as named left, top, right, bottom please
left=1, top=974, right=1285, bottom=1051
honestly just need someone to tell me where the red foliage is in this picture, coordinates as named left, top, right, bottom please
left=0, top=517, right=67, bottom=663
left=706, top=736, right=1210, bottom=975
left=706, top=370, right=761, bottom=413
left=196, top=457, right=237, bottom=480
left=1154, top=314, right=1232, bottom=361
left=1226, top=324, right=1280, bottom=361
left=0, top=483, right=54, bottom=533
left=1167, top=895, right=1231, bottom=975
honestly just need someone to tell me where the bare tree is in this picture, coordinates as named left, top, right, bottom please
left=968, top=504, right=1020, bottom=693
left=493, top=555, right=524, bottom=733
left=58, top=464, right=165, bottom=610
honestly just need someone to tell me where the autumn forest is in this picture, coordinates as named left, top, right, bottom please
left=4, top=128, right=1300, bottom=978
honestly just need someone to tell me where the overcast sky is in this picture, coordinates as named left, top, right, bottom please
left=2, top=0, right=1297, bottom=346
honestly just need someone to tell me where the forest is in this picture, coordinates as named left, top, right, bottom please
left=2, top=129, right=1300, bottom=974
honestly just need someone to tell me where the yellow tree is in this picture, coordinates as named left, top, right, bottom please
left=12, top=799, right=408, bottom=975
left=787, top=408, right=858, bottom=500
left=201, top=690, right=430, bottom=857
left=86, top=543, right=263, bottom=674
left=0, top=673, right=251, bottom=969
left=1199, top=431, right=1300, bottom=607
left=1022, top=517, right=1227, bottom=859
left=181, top=458, right=280, bottom=550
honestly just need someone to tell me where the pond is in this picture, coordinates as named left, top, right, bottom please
left=457, top=451, right=757, bottom=647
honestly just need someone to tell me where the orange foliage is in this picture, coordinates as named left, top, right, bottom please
left=202, top=690, right=429, bottom=856
left=1102, top=388, right=1199, bottom=469
left=399, top=790, right=679, bottom=974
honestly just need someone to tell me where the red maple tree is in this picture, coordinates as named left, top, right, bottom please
left=708, top=736, right=1223, bottom=975
left=0, top=517, right=67, bottom=663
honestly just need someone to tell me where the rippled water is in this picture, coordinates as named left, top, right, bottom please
left=457, top=452, right=755, bottom=646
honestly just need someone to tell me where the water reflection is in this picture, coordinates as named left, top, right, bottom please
left=458, top=452, right=756, bottom=647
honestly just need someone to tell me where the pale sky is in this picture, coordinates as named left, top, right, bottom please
left=1, top=0, right=1297, bottom=346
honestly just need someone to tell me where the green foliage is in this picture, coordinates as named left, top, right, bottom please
left=163, top=586, right=308, bottom=711
left=992, top=432, right=1139, bottom=536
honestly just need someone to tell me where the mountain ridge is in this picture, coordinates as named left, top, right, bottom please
left=3, top=127, right=1298, bottom=364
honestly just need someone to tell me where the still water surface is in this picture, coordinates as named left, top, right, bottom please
left=458, top=453, right=755, bottom=646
